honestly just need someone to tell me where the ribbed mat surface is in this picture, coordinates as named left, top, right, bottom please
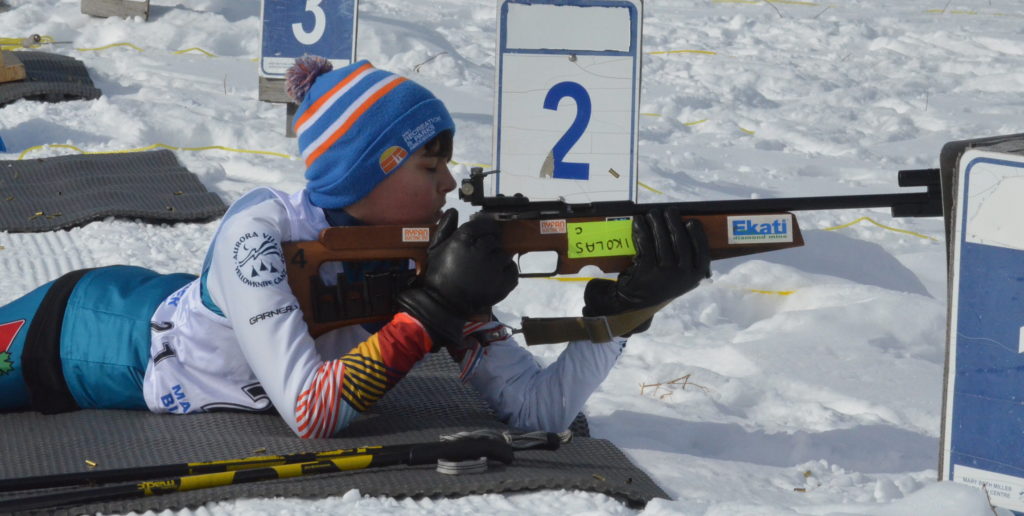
left=0, top=50, right=101, bottom=106
left=0, top=354, right=668, bottom=514
left=0, top=149, right=226, bottom=231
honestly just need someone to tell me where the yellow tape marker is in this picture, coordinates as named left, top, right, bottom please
left=76, top=42, right=144, bottom=52
left=173, top=47, right=217, bottom=57
left=638, top=181, right=664, bottom=195
left=567, top=220, right=635, bottom=259
left=0, top=35, right=54, bottom=50
left=925, top=9, right=978, bottom=15
left=748, top=288, right=796, bottom=295
left=824, top=216, right=939, bottom=241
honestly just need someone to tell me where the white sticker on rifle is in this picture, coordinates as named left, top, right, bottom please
left=540, top=219, right=567, bottom=234
left=727, top=215, right=793, bottom=244
left=402, top=228, right=430, bottom=242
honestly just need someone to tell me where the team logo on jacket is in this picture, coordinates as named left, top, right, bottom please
left=233, top=232, right=287, bottom=288
left=0, top=319, right=26, bottom=375
left=379, top=146, right=408, bottom=174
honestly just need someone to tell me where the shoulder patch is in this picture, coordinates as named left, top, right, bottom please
left=232, top=232, right=287, bottom=287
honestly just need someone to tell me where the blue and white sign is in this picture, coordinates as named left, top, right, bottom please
left=943, top=148, right=1024, bottom=514
left=259, top=0, right=359, bottom=78
left=494, top=0, right=643, bottom=203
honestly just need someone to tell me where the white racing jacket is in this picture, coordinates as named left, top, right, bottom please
left=143, top=187, right=625, bottom=437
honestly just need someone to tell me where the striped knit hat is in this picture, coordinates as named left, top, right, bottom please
left=288, top=58, right=455, bottom=209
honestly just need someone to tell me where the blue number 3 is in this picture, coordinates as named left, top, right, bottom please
left=543, top=81, right=591, bottom=181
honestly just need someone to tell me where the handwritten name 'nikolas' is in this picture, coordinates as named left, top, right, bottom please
left=567, top=219, right=636, bottom=259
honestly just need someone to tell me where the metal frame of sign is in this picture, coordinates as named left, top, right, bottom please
left=493, top=0, right=643, bottom=202
left=942, top=146, right=1024, bottom=514
left=259, top=0, right=359, bottom=79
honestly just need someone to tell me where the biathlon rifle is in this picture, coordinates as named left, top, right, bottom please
left=283, top=167, right=942, bottom=344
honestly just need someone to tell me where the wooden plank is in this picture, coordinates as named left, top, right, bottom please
left=258, top=77, right=291, bottom=103
left=0, top=51, right=26, bottom=84
left=259, top=77, right=298, bottom=138
left=80, top=0, right=149, bottom=20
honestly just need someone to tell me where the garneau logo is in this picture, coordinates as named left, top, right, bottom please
left=249, top=304, right=298, bottom=325
left=727, top=215, right=793, bottom=244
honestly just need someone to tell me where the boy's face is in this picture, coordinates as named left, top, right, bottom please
left=344, top=146, right=456, bottom=225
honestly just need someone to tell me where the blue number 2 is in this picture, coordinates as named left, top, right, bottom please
left=543, top=81, right=591, bottom=180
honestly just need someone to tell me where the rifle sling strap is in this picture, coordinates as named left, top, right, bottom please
left=519, top=299, right=673, bottom=346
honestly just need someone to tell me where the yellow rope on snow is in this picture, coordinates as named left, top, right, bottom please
left=18, top=143, right=294, bottom=161
left=0, top=35, right=55, bottom=50
left=173, top=47, right=217, bottom=57
left=76, top=42, right=144, bottom=52
left=2, top=35, right=219, bottom=56
left=638, top=182, right=663, bottom=194
left=747, top=288, right=796, bottom=295
left=823, top=216, right=938, bottom=241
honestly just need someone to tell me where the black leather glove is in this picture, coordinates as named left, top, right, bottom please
left=397, top=209, right=519, bottom=350
left=583, top=207, right=710, bottom=336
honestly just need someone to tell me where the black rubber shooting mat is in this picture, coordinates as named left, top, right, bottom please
left=0, top=149, right=226, bottom=231
left=0, top=50, right=101, bottom=107
left=0, top=353, right=668, bottom=514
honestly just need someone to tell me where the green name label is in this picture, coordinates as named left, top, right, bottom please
left=567, top=219, right=636, bottom=259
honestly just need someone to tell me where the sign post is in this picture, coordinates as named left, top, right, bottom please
left=259, top=0, right=359, bottom=136
left=941, top=134, right=1024, bottom=515
left=494, top=0, right=643, bottom=202
left=81, top=0, right=149, bottom=20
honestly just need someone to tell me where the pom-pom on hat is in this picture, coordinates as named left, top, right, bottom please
left=286, top=57, right=455, bottom=209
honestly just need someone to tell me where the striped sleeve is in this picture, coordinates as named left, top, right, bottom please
left=294, top=312, right=432, bottom=438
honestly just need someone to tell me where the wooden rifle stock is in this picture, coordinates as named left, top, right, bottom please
left=282, top=213, right=804, bottom=338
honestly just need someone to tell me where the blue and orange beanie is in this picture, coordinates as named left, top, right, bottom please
left=286, top=57, right=455, bottom=209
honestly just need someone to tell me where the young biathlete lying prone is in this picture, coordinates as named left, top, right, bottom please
left=0, top=57, right=711, bottom=438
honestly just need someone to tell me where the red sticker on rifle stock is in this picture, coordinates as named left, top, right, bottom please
left=540, top=220, right=567, bottom=234
left=402, top=228, right=430, bottom=242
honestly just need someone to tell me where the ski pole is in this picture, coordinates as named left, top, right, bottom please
left=0, top=444, right=385, bottom=493
left=0, top=438, right=520, bottom=513
left=0, top=430, right=561, bottom=493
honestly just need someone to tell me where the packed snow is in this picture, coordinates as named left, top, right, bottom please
left=2, top=0, right=1022, bottom=514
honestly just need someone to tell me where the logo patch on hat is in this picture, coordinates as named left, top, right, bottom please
left=379, top=146, right=408, bottom=174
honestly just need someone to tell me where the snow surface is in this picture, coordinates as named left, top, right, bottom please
left=1, top=0, right=1023, bottom=514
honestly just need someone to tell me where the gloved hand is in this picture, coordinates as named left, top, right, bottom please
left=397, top=209, right=519, bottom=350
left=583, top=207, right=710, bottom=336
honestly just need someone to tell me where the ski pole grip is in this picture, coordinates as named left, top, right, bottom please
left=407, top=440, right=515, bottom=465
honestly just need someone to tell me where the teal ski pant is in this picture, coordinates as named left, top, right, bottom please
left=0, top=266, right=194, bottom=412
